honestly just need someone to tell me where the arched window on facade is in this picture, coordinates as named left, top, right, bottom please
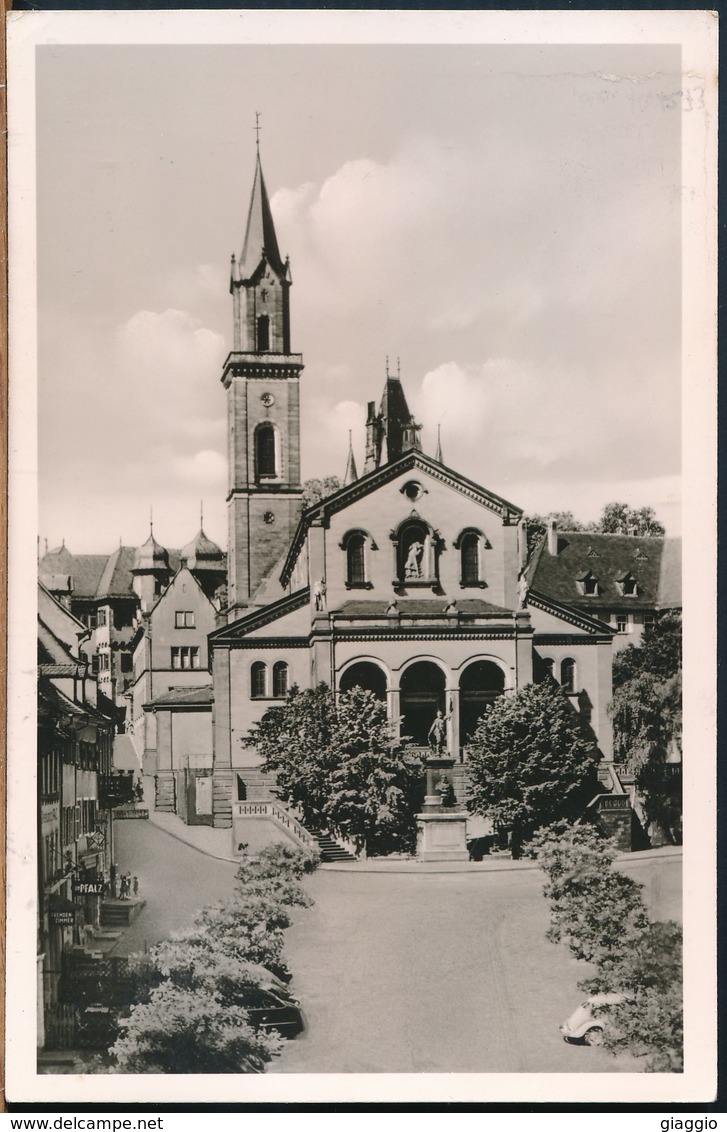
left=461, top=532, right=480, bottom=585
left=453, top=528, right=487, bottom=587
left=347, top=533, right=366, bottom=586
left=341, top=529, right=375, bottom=589
left=561, top=658, right=576, bottom=693
left=540, top=657, right=555, bottom=682
left=257, top=315, right=270, bottom=352
left=251, top=661, right=267, bottom=699
left=255, top=423, right=276, bottom=478
left=272, top=661, right=289, bottom=698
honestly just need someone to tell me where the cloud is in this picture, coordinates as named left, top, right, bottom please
left=170, top=449, right=227, bottom=486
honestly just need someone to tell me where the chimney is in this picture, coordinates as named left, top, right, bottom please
left=547, top=519, right=558, bottom=556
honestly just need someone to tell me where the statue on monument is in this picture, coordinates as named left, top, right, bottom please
left=427, top=708, right=451, bottom=755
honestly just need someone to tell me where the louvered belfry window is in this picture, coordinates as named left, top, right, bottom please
left=256, top=424, right=276, bottom=477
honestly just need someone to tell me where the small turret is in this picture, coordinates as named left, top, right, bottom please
left=131, top=524, right=171, bottom=611
left=343, top=431, right=359, bottom=486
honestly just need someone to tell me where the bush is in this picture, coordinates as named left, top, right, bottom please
left=528, top=822, right=683, bottom=1071
left=109, top=842, right=318, bottom=1073
left=244, top=684, right=422, bottom=855
left=467, top=680, right=600, bottom=856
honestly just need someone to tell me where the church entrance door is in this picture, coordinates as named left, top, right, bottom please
left=459, top=660, right=506, bottom=750
left=339, top=662, right=387, bottom=700
left=400, top=661, right=446, bottom=748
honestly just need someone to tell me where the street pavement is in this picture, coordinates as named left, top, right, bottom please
left=112, top=817, right=681, bottom=1074
left=270, top=856, right=681, bottom=1075
left=112, top=819, right=238, bottom=957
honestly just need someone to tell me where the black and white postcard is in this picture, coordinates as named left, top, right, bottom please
left=5, top=9, right=718, bottom=1106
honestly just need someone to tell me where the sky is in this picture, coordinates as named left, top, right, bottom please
left=35, top=43, right=683, bottom=554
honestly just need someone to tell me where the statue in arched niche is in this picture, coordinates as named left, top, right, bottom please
left=405, top=540, right=424, bottom=579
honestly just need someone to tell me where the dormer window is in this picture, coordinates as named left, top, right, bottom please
left=616, top=571, right=639, bottom=597
left=576, top=570, right=599, bottom=596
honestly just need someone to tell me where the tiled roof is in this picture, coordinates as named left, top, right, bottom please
left=97, top=546, right=138, bottom=598
left=528, top=532, right=674, bottom=609
left=39, top=663, right=83, bottom=677
left=40, top=552, right=107, bottom=599
left=41, top=546, right=186, bottom=603
left=37, top=618, right=79, bottom=666
left=333, top=598, right=511, bottom=618
left=657, top=538, right=682, bottom=608
left=145, top=685, right=214, bottom=708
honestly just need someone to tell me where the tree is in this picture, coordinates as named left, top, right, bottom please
left=110, top=983, right=283, bottom=1073
left=610, top=612, right=682, bottom=844
left=243, top=684, right=422, bottom=855
left=527, top=822, right=650, bottom=977
left=597, top=502, right=665, bottom=537
left=109, top=842, right=318, bottom=1073
left=524, top=503, right=665, bottom=556
left=528, top=822, right=683, bottom=1072
left=466, top=680, right=600, bottom=857
left=302, top=476, right=344, bottom=508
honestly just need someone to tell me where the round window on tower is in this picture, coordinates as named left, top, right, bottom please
left=263, top=512, right=275, bottom=525
left=260, top=392, right=275, bottom=407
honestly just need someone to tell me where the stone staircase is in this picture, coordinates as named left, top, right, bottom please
left=311, top=831, right=358, bottom=863
left=450, top=763, right=471, bottom=807
left=100, top=898, right=146, bottom=928
left=235, top=768, right=280, bottom=802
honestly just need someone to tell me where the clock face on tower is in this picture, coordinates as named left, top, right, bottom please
left=260, top=392, right=275, bottom=407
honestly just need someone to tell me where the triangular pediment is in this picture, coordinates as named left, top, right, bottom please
left=281, top=450, right=522, bottom=586
left=209, top=588, right=310, bottom=644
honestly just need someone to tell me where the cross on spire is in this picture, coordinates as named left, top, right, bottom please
left=254, top=111, right=261, bottom=152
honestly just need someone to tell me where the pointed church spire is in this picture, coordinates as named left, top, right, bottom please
left=343, top=431, right=359, bottom=485
left=239, top=143, right=285, bottom=279
left=378, top=361, right=421, bottom=463
left=435, top=424, right=443, bottom=464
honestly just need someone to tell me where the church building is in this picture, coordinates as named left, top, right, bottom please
left=206, top=148, right=620, bottom=835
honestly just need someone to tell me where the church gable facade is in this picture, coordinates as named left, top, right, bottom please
left=196, top=145, right=644, bottom=830
left=210, top=437, right=615, bottom=821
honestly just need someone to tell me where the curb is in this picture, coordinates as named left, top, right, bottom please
left=143, top=811, right=682, bottom=874
left=145, top=814, right=239, bottom=864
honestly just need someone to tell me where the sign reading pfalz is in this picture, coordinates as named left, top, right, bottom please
left=73, top=879, right=104, bottom=896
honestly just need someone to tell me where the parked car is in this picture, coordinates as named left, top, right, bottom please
left=244, top=963, right=306, bottom=1039
left=560, top=993, right=629, bottom=1045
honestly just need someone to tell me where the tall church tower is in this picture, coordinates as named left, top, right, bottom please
left=222, top=147, right=304, bottom=615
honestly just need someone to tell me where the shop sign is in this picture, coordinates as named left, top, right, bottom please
left=73, top=879, right=104, bottom=896
left=50, top=908, right=76, bottom=926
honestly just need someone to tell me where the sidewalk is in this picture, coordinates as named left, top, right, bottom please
left=143, top=787, right=683, bottom=874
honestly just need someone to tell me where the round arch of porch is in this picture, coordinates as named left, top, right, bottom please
left=398, top=657, right=449, bottom=748
left=338, top=658, right=389, bottom=700
left=457, top=657, right=507, bottom=748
